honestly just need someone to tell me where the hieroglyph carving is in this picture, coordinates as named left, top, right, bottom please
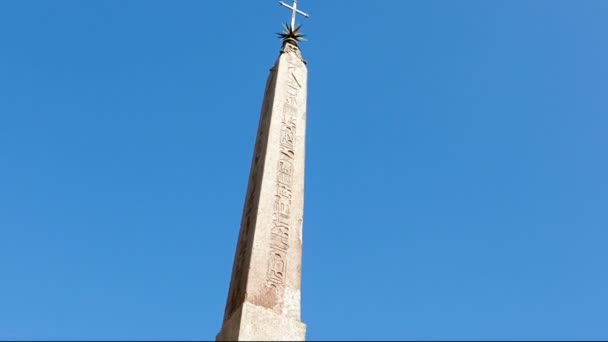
left=267, top=60, right=302, bottom=290
left=282, top=43, right=305, bottom=63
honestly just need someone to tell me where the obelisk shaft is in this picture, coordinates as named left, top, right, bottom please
left=217, top=42, right=308, bottom=341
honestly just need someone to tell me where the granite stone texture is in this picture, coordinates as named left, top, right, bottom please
left=217, top=42, right=308, bottom=341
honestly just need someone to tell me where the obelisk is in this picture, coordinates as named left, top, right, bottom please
left=216, top=2, right=309, bottom=341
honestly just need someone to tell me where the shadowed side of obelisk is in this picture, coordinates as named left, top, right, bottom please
left=221, top=57, right=278, bottom=327
left=216, top=39, right=308, bottom=341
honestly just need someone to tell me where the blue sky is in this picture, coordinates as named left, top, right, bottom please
left=1, top=0, right=607, bottom=340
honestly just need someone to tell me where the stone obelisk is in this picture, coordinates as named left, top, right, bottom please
left=216, top=2, right=309, bottom=341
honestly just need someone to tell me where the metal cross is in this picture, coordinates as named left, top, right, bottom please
left=279, top=0, right=310, bottom=28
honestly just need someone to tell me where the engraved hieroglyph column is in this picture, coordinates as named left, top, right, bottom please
left=216, top=40, right=308, bottom=341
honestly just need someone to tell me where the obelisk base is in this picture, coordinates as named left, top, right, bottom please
left=216, top=302, right=306, bottom=341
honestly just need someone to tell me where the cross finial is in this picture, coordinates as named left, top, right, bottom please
left=279, top=0, right=310, bottom=29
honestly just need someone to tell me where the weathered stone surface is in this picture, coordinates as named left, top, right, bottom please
left=217, top=302, right=306, bottom=341
left=217, top=42, right=308, bottom=341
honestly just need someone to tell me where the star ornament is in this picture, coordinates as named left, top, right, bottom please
left=277, top=23, right=307, bottom=44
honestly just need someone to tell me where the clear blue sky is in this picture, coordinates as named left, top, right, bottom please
left=1, top=0, right=607, bottom=340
